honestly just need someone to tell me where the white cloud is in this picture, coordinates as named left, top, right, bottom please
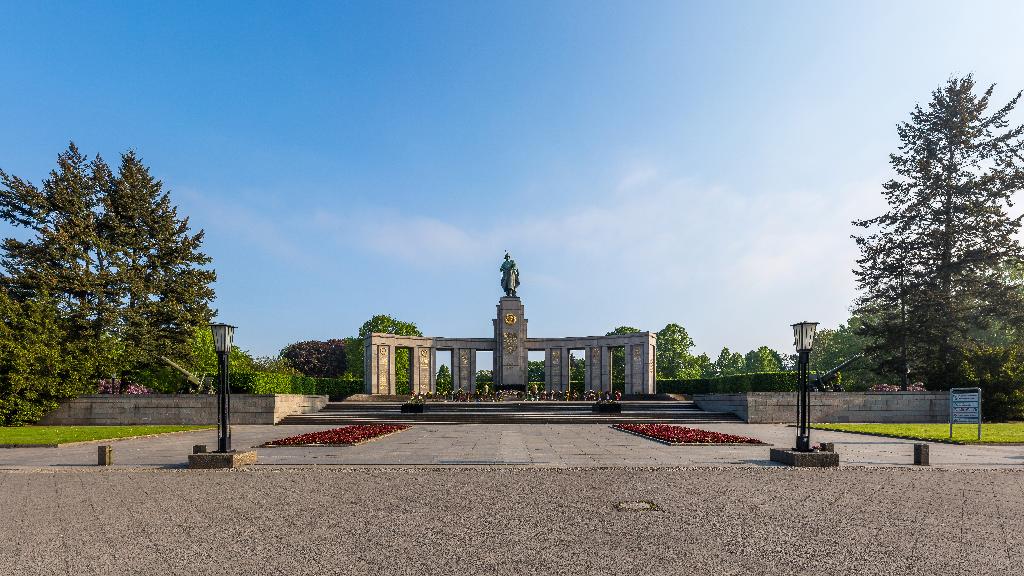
left=183, top=168, right=891, bottom=356
left=310, top=167, right=889, bottom=354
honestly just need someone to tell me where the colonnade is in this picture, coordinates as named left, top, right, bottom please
left=364, top=333, right=657, bottom=395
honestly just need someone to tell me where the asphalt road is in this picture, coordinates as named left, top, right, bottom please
left=1, top=466, right=1021, bottom=575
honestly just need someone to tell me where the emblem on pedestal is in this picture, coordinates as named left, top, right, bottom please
left=504, top=313, right=517, bottom=325
left=504, top=332, right=519, bottom=354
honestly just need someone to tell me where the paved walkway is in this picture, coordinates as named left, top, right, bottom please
left=1, top=423, right=1021, bottom=469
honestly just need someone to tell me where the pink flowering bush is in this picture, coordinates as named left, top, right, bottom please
left=97, top=378, right=151, bottom=395
left=613, top=423, right=766, bottom=445
left=869, top=382, right=926, bottom=392
left=265, top=424, right=409, bottom=446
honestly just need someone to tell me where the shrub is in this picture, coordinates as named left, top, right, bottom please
left=230, top=372, right=362, bottom=398
left=963, top=347, right=1024, bottom=422
left=0, top=292, right=95, bottom=426
left=279, top=339, right=347, bottom=378
left=658, top=372, right=799, bottom=395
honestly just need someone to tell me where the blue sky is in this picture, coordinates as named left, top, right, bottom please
left=2, top=1, right=1023, bottom=358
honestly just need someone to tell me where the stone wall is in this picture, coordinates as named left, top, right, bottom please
left=693, top=392, right=949, bottom=424
left=38, top=394, right=328, bottom=426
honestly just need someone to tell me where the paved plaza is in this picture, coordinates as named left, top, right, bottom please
left=1, top=465, right=1022, bottom=575
left=1, top=423, right=1022, bottom=469
left=2, top=424, right=1022, bottom=575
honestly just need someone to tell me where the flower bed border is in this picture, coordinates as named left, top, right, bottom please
left=261, top=424, right=410, bottom=447
left=612, top=424, right=769, bottom=446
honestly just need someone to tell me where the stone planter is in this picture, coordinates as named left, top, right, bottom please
left=400, top=404, right=425, bottom=414
left=592, top=403, right=622, bottom=414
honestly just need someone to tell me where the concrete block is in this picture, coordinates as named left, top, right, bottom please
left=914, top=444, right=929, bottom=466
left=188, top=450, right=257, bottom=469
left=769, top=448, right=839, bottom=467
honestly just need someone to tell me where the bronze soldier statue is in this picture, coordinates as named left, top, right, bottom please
left=500, top=252, right=520, bottom=297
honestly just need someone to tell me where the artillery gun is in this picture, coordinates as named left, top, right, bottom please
left=810, top=353, right=864, bottom=392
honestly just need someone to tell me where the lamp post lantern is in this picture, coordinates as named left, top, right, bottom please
left=792, top=321, right=818, bottom=452
left=210, top=322, right=236, bottom=453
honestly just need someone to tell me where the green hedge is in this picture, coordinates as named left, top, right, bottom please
left=230, top=373, right=362, bottom=398
left=658, top=372, right=798, bottom=394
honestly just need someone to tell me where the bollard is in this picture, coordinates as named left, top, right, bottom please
left=97, top=445, right=112, bottom=466
left=193, top=444, right=207, bottom=454
left=913, top=443, right=929, bottom=466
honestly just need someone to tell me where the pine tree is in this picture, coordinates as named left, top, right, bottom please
left=102, top=150, right=215, bottom=370
left=0, top=143, right=121, bottom=375
left=853, top=76, right=1024, bottom=388
left=0, top=143, right=216, bottom=381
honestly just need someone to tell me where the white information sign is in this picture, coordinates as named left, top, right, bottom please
left=949, top=387, right=981, bottom=440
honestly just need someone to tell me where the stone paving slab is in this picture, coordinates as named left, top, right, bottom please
left=1, top=466, right=1023, bottom=575
left=0, top=423, right=1021, bottom=469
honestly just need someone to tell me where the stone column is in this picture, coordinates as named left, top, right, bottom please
left=369, top=342, right=393, bottom=395
left=544, top=349, right=558, bottom=392
left=624, top=344, right=634, bottom=395
left=559, top=347, right=570, bottom=393
left=468, top=349, right=477, bottom=393
left=636, top=336, right=656, bottom=395
left=386, top=345, right=396, bottom=395
left=414, top=346, right=434, bottom=395
left=585, top=346, right=600, bottom=391
left=410, top=347, right=421, bottom=395
left=457, top=348, right=473, bottom=392
left=428, top=348, right=437, bottom=393
left=600, top=346, right=612, bottom=393
left=451, top=348, right=462, bottom=393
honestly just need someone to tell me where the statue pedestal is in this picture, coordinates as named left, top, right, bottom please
left=493, top=297, right=527, bottom=389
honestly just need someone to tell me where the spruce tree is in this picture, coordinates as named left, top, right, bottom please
left=102, top=150, right=216, bottom=370
left=853, top=76, right=1024, bottom=388
left=0, top=143, right=121, bottom=374
left=0, top=143, right=216, bottom=382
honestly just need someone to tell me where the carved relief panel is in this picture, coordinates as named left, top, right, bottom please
left=417, top=348, right=431, bottom=393
left=376, top=346, right=390, bottom=393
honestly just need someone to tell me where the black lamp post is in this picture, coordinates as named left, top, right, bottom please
left=210, top=322, right=236, bottom=453
left=792, top=321, right=818, bottom=452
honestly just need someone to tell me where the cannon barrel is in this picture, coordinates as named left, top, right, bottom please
left=812, top=353, right=864, bottom=386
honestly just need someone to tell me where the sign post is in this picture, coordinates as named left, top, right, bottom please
left=949, top=387, right=981, bottom=441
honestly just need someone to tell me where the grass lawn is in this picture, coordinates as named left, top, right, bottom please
left=0, top=425, right=212, bottom=445
left=811, top=423, right=1024, bottom=444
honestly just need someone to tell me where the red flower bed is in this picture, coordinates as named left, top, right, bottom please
left=265, top=424, right=409, bottom=446
left=613, top=423, right=765, bottom=445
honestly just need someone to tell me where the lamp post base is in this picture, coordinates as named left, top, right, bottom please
left=769, top=448, right=839, bottom=467
left=188, top=450, right=257, bottom=469
left=795, top=435, right=811, bottom=452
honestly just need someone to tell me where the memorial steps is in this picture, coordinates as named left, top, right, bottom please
left=277, top=400, right=741, bottom=425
